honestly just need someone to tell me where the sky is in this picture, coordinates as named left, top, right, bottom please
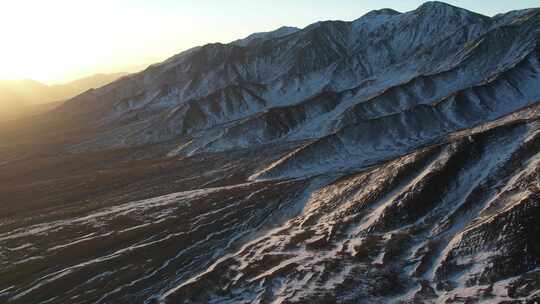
left=0, top=0, right=538, bottom=84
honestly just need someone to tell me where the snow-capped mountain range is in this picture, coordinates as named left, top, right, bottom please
left=1, top=2, right=539, bottom=303
left=59, top=2, right=539, bottom=163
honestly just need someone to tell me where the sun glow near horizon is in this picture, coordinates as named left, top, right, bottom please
left=0, top=0, right=215, bottom=84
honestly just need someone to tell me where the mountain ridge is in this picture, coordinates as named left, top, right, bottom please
left=55, top=4, right=540, bottom=157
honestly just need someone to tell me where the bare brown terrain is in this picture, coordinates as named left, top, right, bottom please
left=0, top=115, right=301, bottom=222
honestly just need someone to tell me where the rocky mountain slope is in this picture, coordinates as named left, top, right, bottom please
left=0, top=2, right=539, bottom=303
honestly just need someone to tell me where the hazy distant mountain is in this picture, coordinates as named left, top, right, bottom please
left=49, top=72, right=130, bottom=102
left=0, top=72, right=128, bottom=105
left=0, top=72, right=128, bottom=120
left=1, top=2, right=540, bottom=303
left=0, top=79, right=49, bottom=105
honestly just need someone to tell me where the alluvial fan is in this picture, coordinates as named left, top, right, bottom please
left=1, top=2, right=540, bottom=303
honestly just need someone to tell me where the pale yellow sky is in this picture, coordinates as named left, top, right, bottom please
left=0, top=0, right=255, bottom=84
left=1, top=0, right=537, bottom=85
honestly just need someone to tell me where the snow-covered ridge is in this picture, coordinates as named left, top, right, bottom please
left=232, top=26, right=300, bottom=47
left=56, top=4, right=540, bottom=159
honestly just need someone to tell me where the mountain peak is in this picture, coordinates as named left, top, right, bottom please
left=352, top=8, right=401, bottom=30
left=363, top=8, right=401, bottom=18
left=275, top=26, right=299, bottom=32
left=416, top=1, right=478, bottom=15
left=415, top=1, right=489, bottom=21
left=418, top=1, right=456, bottom=9
left=233, top=26, right=300, bottom=46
